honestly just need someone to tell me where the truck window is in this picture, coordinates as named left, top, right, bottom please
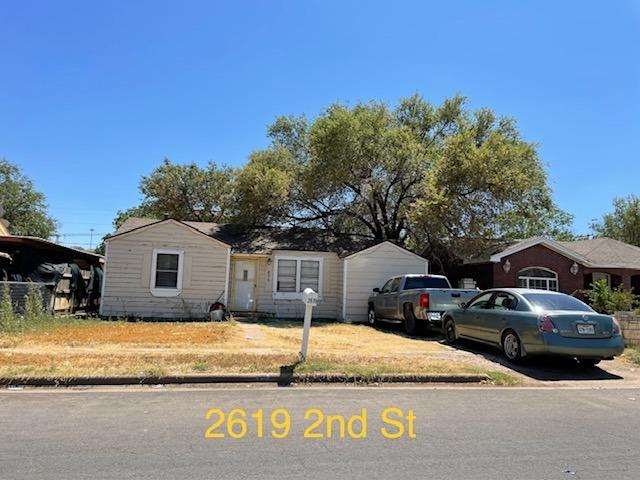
left=403, top=276, right=451, bottom=290
left=389, top=278, right=401, bottom=293
left=381, top=278, right=395, bottom=293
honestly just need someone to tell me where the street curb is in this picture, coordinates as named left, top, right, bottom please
left=0, top=373, right=489, bottom=387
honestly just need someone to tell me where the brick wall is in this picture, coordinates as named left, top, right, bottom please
left=492, top=244, right=584, bottom=294
left=615, top=311, right=640, bottom=346
left=490, top=244, right=640, bottom=295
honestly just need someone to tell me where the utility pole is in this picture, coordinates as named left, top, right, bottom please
left=89, top=228, right=94, bottom=250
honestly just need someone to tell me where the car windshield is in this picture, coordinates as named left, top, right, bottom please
left=523, top=293, right=592, bottom=313
left=403, top=276, right=450, bottom=289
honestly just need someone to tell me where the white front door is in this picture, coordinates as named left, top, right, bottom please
left=233, top=260, right=256, bottom=310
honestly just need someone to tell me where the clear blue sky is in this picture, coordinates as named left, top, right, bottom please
left=1, top=0, right=638, bottom=248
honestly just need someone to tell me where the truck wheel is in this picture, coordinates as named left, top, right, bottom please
left=367, top=306, right=377, bottom=326
left=403, top=305, right=418, bottom=335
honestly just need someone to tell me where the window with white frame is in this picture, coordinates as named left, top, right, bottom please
left=150, top=249, right=184, bottom=296
left=273, top=256, right=322, bottom=299
left=517, top=267, right=558, bottom=291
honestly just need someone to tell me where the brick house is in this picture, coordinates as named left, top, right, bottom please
left=455, top=236, right=640, bottom=295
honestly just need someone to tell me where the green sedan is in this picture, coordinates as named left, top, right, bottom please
left=442, top=288, right=625, bottom=366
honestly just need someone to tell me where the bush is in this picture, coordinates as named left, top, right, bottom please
left=586, top=279, right=638, bottom=314
left=1, top=281, right=54, bottom=334
left=23, top=282, right=47, bottom=323
left=0, top=280, right=17, bottom=330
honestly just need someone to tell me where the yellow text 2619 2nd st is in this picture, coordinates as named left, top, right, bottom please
left=204, top=407, right=416, bottom=440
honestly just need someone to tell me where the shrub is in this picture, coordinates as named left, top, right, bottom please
left=0, top=279, right=17, bottom=329
left=586, top=279, right=638, bottom=314
left=23, top=282, right=47, bottom=323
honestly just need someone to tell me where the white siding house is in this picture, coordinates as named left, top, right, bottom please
left=101, top=218, right=428, bottom=322
left=101, top=220, right=230, bottom=319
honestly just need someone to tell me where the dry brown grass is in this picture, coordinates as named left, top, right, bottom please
left=0, top=318, right=497, bottom=379
left=5, top=321, right=235, bottom=346
left=256, top=321, right=445, bottom=355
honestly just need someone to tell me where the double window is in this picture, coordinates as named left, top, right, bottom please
left=517, top=267, right=558, bottom=291
left=273, top=256, right=323, bottom=299
left=150, top=249, right=184, bottom=297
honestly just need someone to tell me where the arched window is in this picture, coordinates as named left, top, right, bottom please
left=517, top=267, right=558, bottom=291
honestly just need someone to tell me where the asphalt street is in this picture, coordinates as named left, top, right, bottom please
left=1, top=385, right=639, bottom=479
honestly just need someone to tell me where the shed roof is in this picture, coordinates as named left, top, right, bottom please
left=111, top=217, right=399, bottom=258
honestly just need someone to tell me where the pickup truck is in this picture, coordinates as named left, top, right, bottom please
left=367, top=274, right=478, bottom=334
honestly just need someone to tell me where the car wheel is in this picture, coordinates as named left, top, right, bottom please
left=443, top=318, right=457, bottom=344
left=579, top=358, right=601, bottom=368
left=501, top=330, right=522, bottom=363
left=403, top=305, right=418, bottom=335
left=367, top=306, right=377, bottom=326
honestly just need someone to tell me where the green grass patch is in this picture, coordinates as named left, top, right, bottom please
left=192, top=361, right=209, bottom=372
left=486, top=371, right=520, bottom=386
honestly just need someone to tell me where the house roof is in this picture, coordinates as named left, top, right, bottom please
left=488, top=236, right=640, bottom=270
left=0, top=235, right=104, bottom=266
left=111, top=217, right=397, bottom=258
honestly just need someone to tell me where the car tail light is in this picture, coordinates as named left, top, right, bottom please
left=419, top=293, right=430, bottom=309
left=538, top=315, right=557, bottom=333
left=612, top=317, right=621, bottom=336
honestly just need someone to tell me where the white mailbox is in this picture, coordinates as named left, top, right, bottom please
left=299, top=288, right=318, bottom=361
left=302, top=288, right=319, bottom=306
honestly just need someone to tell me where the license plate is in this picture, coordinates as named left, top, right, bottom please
left=577, top=324, right=595, bottom=335
left=428, top=312, right=442, bottom=321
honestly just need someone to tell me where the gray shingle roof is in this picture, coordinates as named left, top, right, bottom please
left=113, top=218, right=388, bottom=257
left=557, top=237, right=640, bottom=268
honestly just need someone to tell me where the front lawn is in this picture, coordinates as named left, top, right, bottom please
left=0, top=317, right=513, bottom=382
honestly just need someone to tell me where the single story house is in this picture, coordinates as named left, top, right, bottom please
left=454, top=236, right=640, bottom=295
left=100, top=218, right=428, bottom=321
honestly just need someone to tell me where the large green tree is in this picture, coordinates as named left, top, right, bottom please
left=591, top=195, right=640, bottom=247
left=115, top=158, right=236, bottom=228
left=0, top=159, right=57, bottom=238
left=235, top=95, right=572, bottom=250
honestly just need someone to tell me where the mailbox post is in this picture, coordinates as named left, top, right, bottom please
left=299, top=288, right=318, bottom=361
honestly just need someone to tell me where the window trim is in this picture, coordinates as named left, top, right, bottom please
left=517, top=266, right=559, bottom=291
left=272, top=255, right=324, bottom=300
left=150, top=248, right=184, bottom=297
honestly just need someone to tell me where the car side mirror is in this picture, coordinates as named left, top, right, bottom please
left=372, top=287, right=380, bottom=293
left=460, top=302, right=467, bottom=309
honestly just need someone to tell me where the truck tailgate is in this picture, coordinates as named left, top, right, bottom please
left=428, top=289, right=477, bottom=311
